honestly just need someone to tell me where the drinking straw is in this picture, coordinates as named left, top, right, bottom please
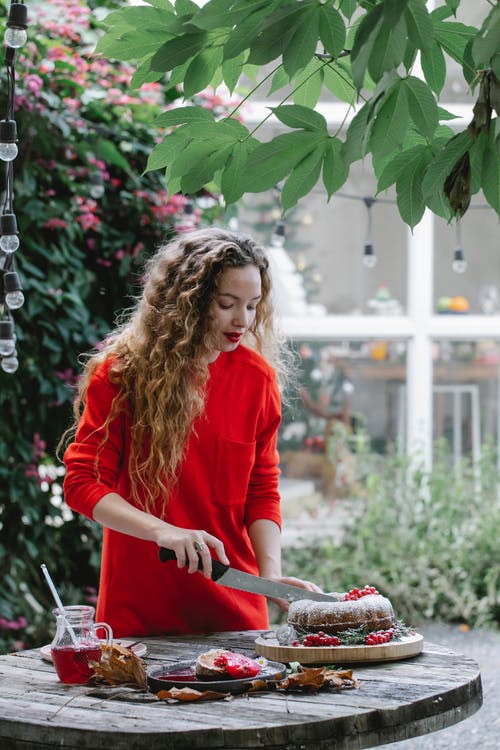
left=40, top=563, right=80, bottom=650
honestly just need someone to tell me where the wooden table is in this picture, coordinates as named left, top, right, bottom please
left=0, top=630, right=482, bottom=750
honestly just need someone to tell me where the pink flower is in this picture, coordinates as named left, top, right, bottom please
left=24, top=74, right=43, bottom=96
left=44, top=218, right=68, bottom=229
left=77, top=212, right=100, bottom=231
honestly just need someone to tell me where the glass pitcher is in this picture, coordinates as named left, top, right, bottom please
left=50, top=605, right=113, bottom=684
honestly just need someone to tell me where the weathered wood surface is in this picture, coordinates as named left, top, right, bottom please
left=0, top=630, right=482, bottom=750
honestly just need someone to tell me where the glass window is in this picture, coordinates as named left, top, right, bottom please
left=279, top=339, right=408, bottom=506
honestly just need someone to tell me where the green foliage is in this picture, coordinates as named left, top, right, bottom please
left=98, top=0, right=500, bottom=225
left=0, top=0, right=227, bottom=654
left=282, top=442, right=500, bottom=630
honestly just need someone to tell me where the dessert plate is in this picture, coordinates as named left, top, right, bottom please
left=40, top=639, right=147, bottom=662
left=254, top=632, right=423, bottom=664
left=148, top=659, right=286, bottom=695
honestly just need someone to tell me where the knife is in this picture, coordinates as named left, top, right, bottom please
left=158, top=548, right=337, bottom=603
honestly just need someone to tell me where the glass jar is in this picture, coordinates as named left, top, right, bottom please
left=50, top=605, right=113, bottom=684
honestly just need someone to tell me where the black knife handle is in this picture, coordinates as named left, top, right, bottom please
left=158, top=547, right=229, bottom=582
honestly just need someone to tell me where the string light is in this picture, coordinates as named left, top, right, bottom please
left=452, top=219, right=467, bottom=273
left=4, top=0, right=28, bottom=49
left=175, top=198, right=196, bottom=233
left=3, top=270, right=24, bottom=309
left=89, top=171, right=105, bottom=199
left=1, top=1, right=29, bottom=374
left=362, top=197, right=377, bottom=268
left=270, top=219, right=285, bottom=248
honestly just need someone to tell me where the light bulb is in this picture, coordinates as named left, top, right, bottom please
left=0, top=213, right=19, bottom=254
left=175, top=199, right=196, bottom=232
left=4, top=26, right=27, bottom=48
left=270, top=220, right=285, bottom=248
left=452, top=247, right=467, bottom=273
left=0, top=120, right=18, bottom=162
left=5, top=1, right=28, bottom=49
left=363, top=242, right=377, bottom=268
left=0, top=234, right=19, bottom=253
left=5, top=290, right=24, bottom=309
left=89, top=172, right=105, bottom=199
left=1, top=353, right=19, bottom=373
left=0, top=320, right=15, bottom=357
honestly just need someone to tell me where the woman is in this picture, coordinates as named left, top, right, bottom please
left=62, top=227, right=320, bottom=638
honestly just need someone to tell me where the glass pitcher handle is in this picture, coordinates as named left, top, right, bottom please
left=94, top=622, right=113, bottom=649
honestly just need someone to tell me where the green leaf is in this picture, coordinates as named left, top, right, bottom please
left=472, top=6, right=500, bottom=68
left=183, top=47, right=223, bottom=97
left=222, top=8, right=269, bottom=60
left=94, top=140, right=131, bottom=172
left=181, top=145, right=233, bottom=193
left=377, top=145, right=429, bottom=192
left=421, top=130, right=473, bottom=201
left=420, top=42, right=446, bottom=96
left=342, top=103, right=372, bottom=164
left=192, top=0, right=242, bottom=30
left=369, top=80, right=409, bottom=159
left=293, top=60, right=324, bottom=108
left=319, top=5, right=346, bottom=59
left=281, top=146, right=325, bottom=212
left=221, top=141, right=253, bottom=204
left=248, top=6, right=305, bottom=66
left=433, top=19, right=477, bottom=65
left=269, top=66, right=290, bottom=95
left=323, top=59, right=356, bottom=104
left=368, top=14, right=408, bottom=83
left=155, top=106, right=214, bottom=128
left=95, top=28, right=172, bottom=61
left=339, top=0, right=357, bottom=22
left=482, top=138, right=500, bottom=213
left=404, top=0, right=433, bottom=53
left=322, top=138, right=349, bottom=200
left=395, top=149, right=434, bottom=228
left=270, top=104, right=327, bottom=133
left=145, top=129, right=191, bottom=172
left=403, top=76, right=439, bottom=138
left=351, top=4, right=383, bottom=90
left=130, top=58, right=165, bottom=90
left=282, top=6, right=320, bottom=78
left=150, top=30, right=208, bottom=72
left=244, top=131, right=325, bottom=192
left=383, top=0, right=409, bottom=26
left=222, top=51, right=248, bottom=94
left=438, top=106, right=460, bottom=121
left=101, top=6, right=175, bottom=31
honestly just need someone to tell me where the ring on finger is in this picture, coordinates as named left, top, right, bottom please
left=194, top=541, right=205, bottom=552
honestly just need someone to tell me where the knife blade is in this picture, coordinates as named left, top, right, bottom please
left=158, top=548, right=337, bottom=603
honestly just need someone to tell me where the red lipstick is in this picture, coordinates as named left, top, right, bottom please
left=224, top=332, right=242, bottom=343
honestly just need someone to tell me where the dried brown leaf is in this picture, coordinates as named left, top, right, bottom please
left=90, top=643, right=147, bottom=690
left=156, top=687, right=232, bottom=702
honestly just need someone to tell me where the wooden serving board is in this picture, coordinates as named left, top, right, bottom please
left=255, top=632, right=423, bottom=664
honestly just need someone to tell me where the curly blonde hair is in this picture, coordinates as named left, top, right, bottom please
left=62, top=227, right=288, bottom=512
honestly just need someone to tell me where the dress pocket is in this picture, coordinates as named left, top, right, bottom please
left=213, top=436, right=256, bottom=506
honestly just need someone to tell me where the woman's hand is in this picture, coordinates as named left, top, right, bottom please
left=156, top=525, right=229, bottom=579
left=268, top=575, right=324, bottom=611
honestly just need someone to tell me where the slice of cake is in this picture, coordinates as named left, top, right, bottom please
left=195, top=649, right=261, bottom=679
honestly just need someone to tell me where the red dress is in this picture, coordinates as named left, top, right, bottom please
left=63, top=346, right=282, bottom=638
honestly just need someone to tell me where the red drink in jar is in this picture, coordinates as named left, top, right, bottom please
left=51, top=644, right=103, bottom=684
left=49, top=605, right=113, bottom=684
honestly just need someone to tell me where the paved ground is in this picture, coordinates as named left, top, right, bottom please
left=376, top=621, right=500, bottom=749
